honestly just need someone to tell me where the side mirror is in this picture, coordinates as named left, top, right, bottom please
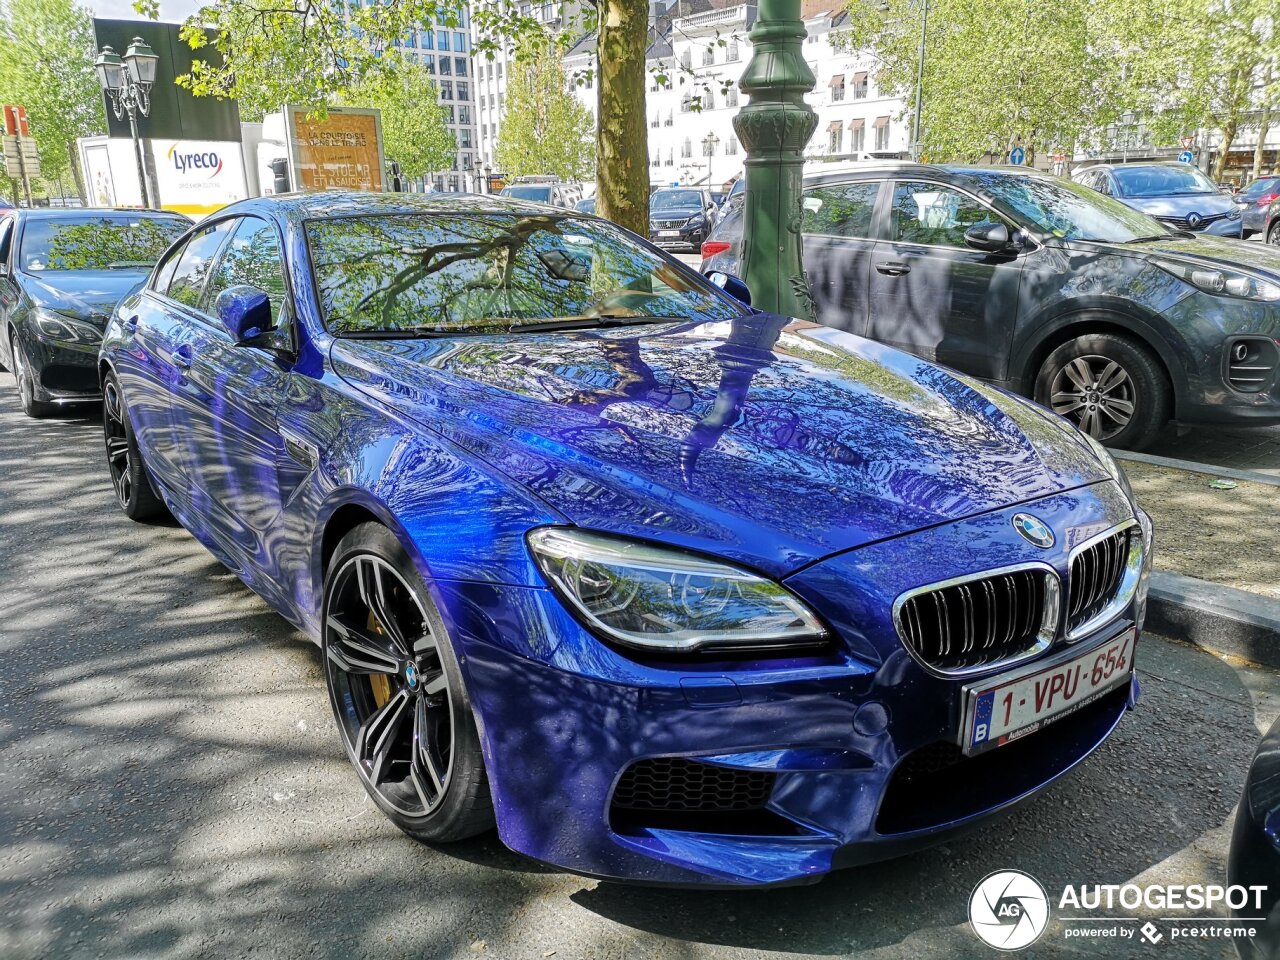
left=705, top=270, right=752, bottom=306
left=214, top=284, right=272, bottom=343
left=964, top=221, right=1014, bottom=254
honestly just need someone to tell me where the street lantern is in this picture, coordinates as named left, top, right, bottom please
left=94, top=46, right=125, bottom=93
left=123, top=37, right=159, bottom=86
left=702, top=132, right=720, bottom=188
left=94, top=39, right=159, bottom=209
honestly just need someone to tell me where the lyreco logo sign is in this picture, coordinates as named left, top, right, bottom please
left=167, top=144, right=224, bottom=178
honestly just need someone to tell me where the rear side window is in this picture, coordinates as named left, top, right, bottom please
left=205, top=217, right=289, bottom=327
left=165, top=220, right=234, bottom=309
left=889, top=181, right=996, bottom=248
left=802, top=182, right=880, bottom=238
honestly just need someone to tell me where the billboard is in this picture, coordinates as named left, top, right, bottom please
left=152, top=138, right=249, bottom=216
left=284, top=106, right=384, bottom=193
left=93, top=19, right=241, bottom=143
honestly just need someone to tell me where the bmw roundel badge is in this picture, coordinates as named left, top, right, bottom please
left=1012, top=513, right=1055, bottom=548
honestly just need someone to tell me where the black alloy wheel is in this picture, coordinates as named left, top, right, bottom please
left=322, top=523, right=492, bottom=842
left=102, top=371, right=167, bottom=520
left=1035, top=332, right=1170, bottom=451
left=10, top=331, right=55, bottom=418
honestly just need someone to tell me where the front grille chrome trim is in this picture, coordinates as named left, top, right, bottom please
left=892, top=562, right=1061, bottom=680
left=1065, top=518, right=1143, bottom=642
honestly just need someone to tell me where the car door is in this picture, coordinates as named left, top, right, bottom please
left=114, top=220, right=234, bottom=495
left=800, top=179, right=882, bottom=335
left=866, top=179, right=1024, bottom=379
left=168, top=215, right=293, bottom=574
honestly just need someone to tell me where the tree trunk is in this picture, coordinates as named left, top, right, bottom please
left=68, top=142, right=87, bottom=204
left=1254, top=108, right=1271, bottom=180
left=1213, top=118, right=1237, bottom=182
left=595, top=0, right=650, bottom=234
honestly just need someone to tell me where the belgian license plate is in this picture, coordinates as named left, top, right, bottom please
left=659, top=230, right=681, bottom=237
left=962, top=628, right=1135, bottom=755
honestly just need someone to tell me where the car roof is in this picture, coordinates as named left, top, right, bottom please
left=804, top=161, right=1060, bottom=184
left=8, top=207, right=189, bottom=220
left=215, top=191, right=583, bottom=224
left=1078, top=161, right=1195, bottom=172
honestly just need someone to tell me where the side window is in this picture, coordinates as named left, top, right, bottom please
left=165, top=220, right=234, bottom=309
left=802, top=181, right=880, bottom=239
left=151, top=237, right=189, bottom=294
left=1096, top=174, right=1114, bottom=196
left=0, top=217, right=13, bottom=267
left=205, top=217, right=288, bottom=328
left=889, top=181, right=998, bottom=248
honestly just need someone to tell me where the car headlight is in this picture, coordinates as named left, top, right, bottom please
left=1081, top=431, right=1137, bottom=508
left=685, top=215, right=705, bottom=228
left=1228, top=209, right=1242, bottom=220
left=527, top=527, right=827, bottom=653
left=33, top=309, right=101, bottom=345
left=1154, top=258, right=1280, bottom=301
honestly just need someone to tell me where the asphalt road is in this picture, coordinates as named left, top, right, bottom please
left=0, top=371, right=1276, bottom=960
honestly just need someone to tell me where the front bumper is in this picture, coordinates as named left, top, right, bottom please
left=650, top=224, right=709, bottom=252
left=1204, top=216, right=1245, bottom=238
left=20, top=328, right=102, bottom=402
left=432, top=482, right=1147, bottom=885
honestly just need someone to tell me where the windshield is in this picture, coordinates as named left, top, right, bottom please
left=1111, top=165, right=1219, bottom=198
left=1240, top=178, right=1280, bottom=200
left=575, top=198, right=596, bottom=214
left=651, top=190, right=703, bottom=211
left=19, top=215, right=188, bottom=272
left=306, top=212, right=744, bottom=336
left=963, top=172, right=1167, bottom=243
left=501, top=185, right=553, bottom=202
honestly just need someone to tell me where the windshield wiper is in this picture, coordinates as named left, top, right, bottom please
left=106, top=261, right=156, bottom=269
left=1128, top=231, right=1194, bottom=243
left=339, top=327, right=500, bottom=339
left=507, top=314, right=690, bottom=334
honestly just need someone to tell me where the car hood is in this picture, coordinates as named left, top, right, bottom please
left=21, top=270, right=147, bottom=325
left=1116, top=234, right=1280, bottom=276
left=1120, top=193, right=1238, bottom=219
left=331, top=316, right=1109, bottom=577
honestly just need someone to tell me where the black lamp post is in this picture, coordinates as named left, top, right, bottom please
left=95, top=37, right=160, bottom=209
left=701, top=132, right=720, bottom=188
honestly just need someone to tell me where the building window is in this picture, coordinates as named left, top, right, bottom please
left=423, top=31, right=434, bottom=50
left=702, top=46, right=714, bottom=67
left=440, top=80, right=453, bottom=99
left=850, top=119, right=865, bottom=153
left=726, top=86, right=738, bottom=108
left=584, top=69, right=594, bottom=90
left=704, top=87, right=714, bottom=110
left=874, top=116, right=889, bottom=151
left=651, top=113, right=659, bottom=128
left=498, top=93, right=505, bottom=108
left=439, top=57, right=452, bottom=75
left=681, top=93, right=692, bottom=113
left=457, top=81, right=468, bottom=100
left=665, top=148, right=674, bottom=166
left=664, top=110, right=673, bottom=126
left=455, top=57, right=467, bottom=76
left=827, top=121, right=842, bottom=154
left=458, top=105, right=471, bottom=124
left=830, top=74, right=845, bottom=102
left=681, top=137, right=692, bottom=158
left=460, top=128, right=472, bottom=147
left=423, top=55, right=435, bottom=71
left=437, top=30, right=448, bottom=49
left=726, top=135, right=738, bottom=155
left=727, top=39, right=739, bottom=62
left=481, top=123, right=488, bottom=138
left=454, top=32, right=466, bottom=52
left=497, top=62, right=503, bottom=79
left=444, top=105, right=455, bottom=122
left=702, top=136, right=716, bottom=157
left=853, top=71, right=868, bottom=99
left=680, top=50, right=692, bottom=69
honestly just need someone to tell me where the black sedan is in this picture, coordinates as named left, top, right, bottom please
left=1229, top=716, right=1280, bottom=959
left=703, top=163, right=1280, bottom=450
left=0, top=208, right=188, bottom=417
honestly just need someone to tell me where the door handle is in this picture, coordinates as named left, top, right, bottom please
left=875, top=261, right=911, bottom=276
left=173, top=345, right=193, bottom=370
left=124, top=315, right=139, bottom=333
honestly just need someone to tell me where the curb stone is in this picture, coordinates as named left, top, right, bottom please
left=1114, top=449, right=1280, bottom=489
left=1147, top=569, right=1280, bottom=668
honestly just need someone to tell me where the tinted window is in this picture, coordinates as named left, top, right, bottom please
left=306, top=213, right=743, bottom=335
left=0, top=217, right=12, bottom=265
left=802, top=182, right=879, bottom=238
left=501, top=186, right=552, bottom=202
left=18, top=215, right=188, bottom=272
left=651, top=190, right=704, bottom=211
left=889, top=181, right=996, bottom=248
left=1111, top=164, right=1218, bottom=197
left=166, top=220, right=234, bottom=309
left=1240, top=177, right=1280, bottom=200
left=206, top=218, right=288, bottom=326
left=152, top=237, right=188, bottom=293
left=965, top=171, right=1165, bottom=243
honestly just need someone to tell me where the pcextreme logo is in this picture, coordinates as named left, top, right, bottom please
left=167, top=144, right=223, bottom=178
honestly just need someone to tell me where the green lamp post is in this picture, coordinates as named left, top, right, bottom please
left=732, top=0, right=818, bottom=319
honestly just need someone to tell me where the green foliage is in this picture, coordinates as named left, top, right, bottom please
left=32, top=217, right=188, bottom=270
left=0, top=0, right=104, bottom=189
left=496, top=37, right=595, bottom=181
left=344, top=54, right=456, bottom=179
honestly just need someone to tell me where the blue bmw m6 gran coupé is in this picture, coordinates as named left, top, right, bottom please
left=98, top=192, right=1153, bottom=886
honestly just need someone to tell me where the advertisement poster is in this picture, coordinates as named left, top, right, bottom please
left=150, top=138, right=250, bottom=217
left=286, top=106, right=384, bottom=193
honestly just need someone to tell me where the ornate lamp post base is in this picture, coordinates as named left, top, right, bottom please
left=732, top=0, right=818, bottom=319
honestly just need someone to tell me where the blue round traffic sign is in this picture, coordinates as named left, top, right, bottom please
left=1010, top=147, right=1025, bottom=165
left=1178, top=150, right=1195, bottom=163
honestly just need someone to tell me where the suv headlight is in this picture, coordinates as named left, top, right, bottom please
left=528, top=527, right=827, bottom=653
left=1154, top=258, right=1280, bottom=302
left=1081, top=431, right=1137, bottom=508
left=33, top=309, right=101, bottom=345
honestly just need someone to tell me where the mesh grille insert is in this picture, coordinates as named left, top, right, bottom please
left=611, top=757, right=775, bottom=813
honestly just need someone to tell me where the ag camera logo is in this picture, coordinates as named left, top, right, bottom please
left=969, top=870, right=1049, bottom=950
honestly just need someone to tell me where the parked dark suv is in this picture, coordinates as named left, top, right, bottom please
left=649, top=187, right=718, bottom=252
left=703, top=163, right=1280, bottom=449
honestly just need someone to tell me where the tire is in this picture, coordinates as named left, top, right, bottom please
left=1268, top=222, right=1280, bottom=246
left=321, top=522, right=493, bottom=843
left=10, top=331, right=56, bottom=418
left=1034, top=332, right=1171, bottom=452
left=102, top=370, right=168, bottom=521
